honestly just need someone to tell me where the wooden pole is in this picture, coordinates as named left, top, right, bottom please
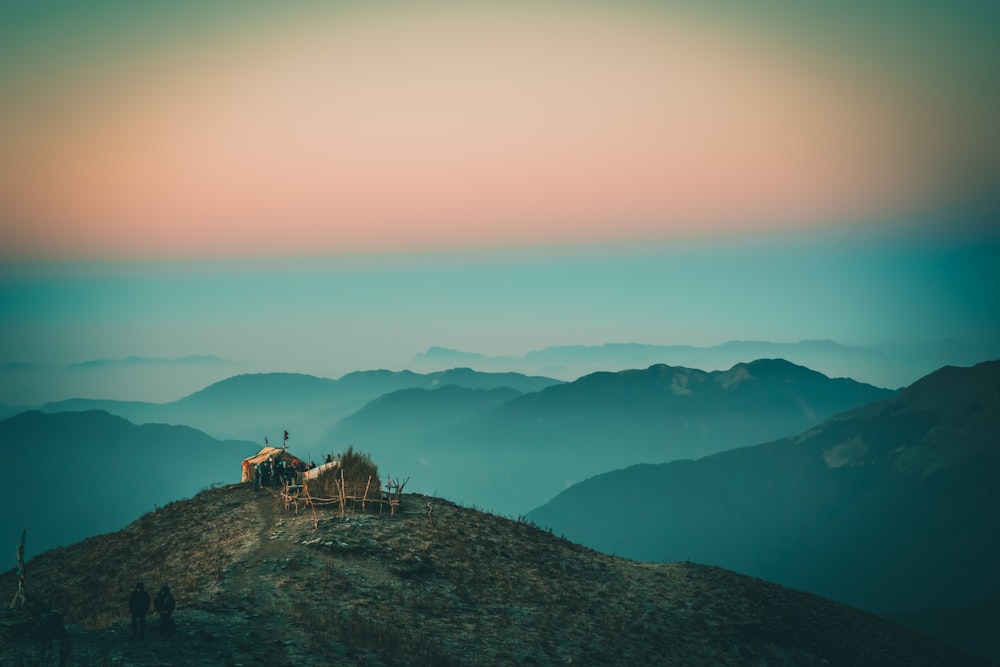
left=362, top=475, right=372, bottom=512
left=338, top=468, right=346, bottom=517
left=305, top=481, right=319, bottom=530
left=9, top=529, right=26, bottom=609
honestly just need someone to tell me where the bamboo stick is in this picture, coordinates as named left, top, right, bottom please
left=362, top=475, right=372, bottom=512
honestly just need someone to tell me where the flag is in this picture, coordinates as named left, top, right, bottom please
left=265, top=436, right=269, bottom=445
left=284, top=430, right=289, bottom=441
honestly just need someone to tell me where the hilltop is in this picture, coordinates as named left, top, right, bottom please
left=1, top=484, right=985, bottom=666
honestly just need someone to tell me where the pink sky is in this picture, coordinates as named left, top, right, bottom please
left=0, top=4, right=992, bottom=260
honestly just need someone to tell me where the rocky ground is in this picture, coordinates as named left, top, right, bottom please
left=0, top=483, right=989, bottom=666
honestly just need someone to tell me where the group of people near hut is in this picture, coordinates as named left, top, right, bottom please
left=253, top=455, right=316, bottom=490
left=128, top=582, right=175, bottom=639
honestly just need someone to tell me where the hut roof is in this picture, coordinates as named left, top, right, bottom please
left=303, top=459, right=340, bottom=480
left=241, top=446, right=299, bottom=482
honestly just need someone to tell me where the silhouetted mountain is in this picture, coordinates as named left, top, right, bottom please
left=491, top=359, right=890, bottom=456
left=0, top=403, right=26, bottom=422
left=66, top=354, right=229, bottom=368
left=38, top=369, right=562, bottom=445
left=331, top=385, right=521, bottom=445
left=39, top=398, right=165, bottom=424
left=0, top=410, right=257, bottom=557
left=886, top=594, right=1000, bottom=665
left=411, top=338, right=999, bottom=388
left=0, top=355, right=237, bottom=405
left=333, top=359, right=893, bottom=515
left=527, top=359, right=1000, bottom=660
left=0, top=484, right=984, bottom=666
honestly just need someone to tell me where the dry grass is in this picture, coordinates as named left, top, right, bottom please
left=0, top=484, right=988, bottom=667
left=305, top=446, right=381, bottom=503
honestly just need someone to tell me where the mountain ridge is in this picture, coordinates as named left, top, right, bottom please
left=38, top=368, right=563, bottom=443
left=327, top=359, right=894, bottom=515
left=0, top=409, right=258, bottom=556
left=411, top=338, right=999, bottom=389
left=526, top=359, right=1000, bottom=658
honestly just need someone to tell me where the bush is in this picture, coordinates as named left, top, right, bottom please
left=306, top=447, right=380, bottom=502
left=339, top=446, right=379, bottom=485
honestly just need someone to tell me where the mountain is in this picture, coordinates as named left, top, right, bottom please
left=343, top=359, right=893, bottom=516
left=411, top=338, right=1000, bottom=389
left=66, top=354, right=230, bottom=368
left=526, top=359, right=1000, bottom=658
left=38, top=368, right=562, bottom=445
left=488, top=358, right=892, bottom=458
left=886, top=594, right=1000, bottom=665
left=331, top=384, right=521, bottom=445
left=0, top=484, right=985, bottom=666
left=0, top=410, right=258, bottom=556
left=0, top=355, right=236, bottom=406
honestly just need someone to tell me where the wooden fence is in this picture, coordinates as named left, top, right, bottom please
left=280, top=470, right=409, bottom=525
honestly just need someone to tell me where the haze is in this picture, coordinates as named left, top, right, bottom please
left=2, top=1, right=998, bottom=403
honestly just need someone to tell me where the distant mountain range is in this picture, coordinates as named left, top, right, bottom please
left=20, top=359, right=892, bottom=523
left=37, top=368, right=562, bottom=445
left=0, top=355, right=236, bottom=405
left=64, top=354, right=230, bottom=368
left=329, top=359, right=894, bottom=515
left=527, top=360, right=1000, bottom=629
left=410, top=338, right=1000, bottom=389
left=0, top=410, right=258, bottom=556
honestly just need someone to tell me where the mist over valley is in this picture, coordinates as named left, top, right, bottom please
left=3, top=353, right=999, bottom=662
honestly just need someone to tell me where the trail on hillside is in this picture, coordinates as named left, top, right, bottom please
left=230, top=489, right=287, bottom=597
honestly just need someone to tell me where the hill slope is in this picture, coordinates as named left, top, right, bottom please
left=527, top=360, right=1000, bottom=618
left=0, top=484, right=985, bottom=666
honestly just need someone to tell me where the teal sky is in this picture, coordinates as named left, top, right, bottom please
left=1, top=1, right=998, bottom=400
left=3, top=216, right=998, bottom=396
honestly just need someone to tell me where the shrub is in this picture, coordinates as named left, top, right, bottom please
left=339, top=446, right=379, bottom=485
left=305, top=447, right=380, bottom=503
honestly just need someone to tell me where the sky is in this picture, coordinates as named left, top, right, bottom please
left=1, top=0, right=999, bottom=402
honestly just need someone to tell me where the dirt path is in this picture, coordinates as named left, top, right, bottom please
left=230, top=489, right=287, bottom=597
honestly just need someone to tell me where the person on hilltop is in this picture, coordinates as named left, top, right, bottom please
left=128, top=582, right=151, bottom=640
left=260, top=458, right=271, bottom=488
left=153, top=584, right=176, bottom=635
left=274, top=458, right=286, bottom=488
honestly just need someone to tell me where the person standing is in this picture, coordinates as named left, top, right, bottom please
left=153, top=584, right=176, bottom=635
left=129, top=582, right=151, bottom=639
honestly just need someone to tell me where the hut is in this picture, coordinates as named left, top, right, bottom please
left=241, top=446, right=299, bottom=483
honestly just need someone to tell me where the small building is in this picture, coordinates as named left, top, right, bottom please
left=241, top=446, right=299, bottom=483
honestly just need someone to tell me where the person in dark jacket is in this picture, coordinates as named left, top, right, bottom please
left=129, top=582, right=151, bottom=639
left=153, top=584, right=176, bottom=635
